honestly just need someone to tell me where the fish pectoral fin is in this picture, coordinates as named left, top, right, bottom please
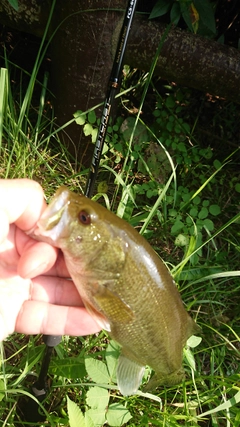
left=117, top=352, right=145, bottom=396
left=84, top=300, right=111, bottom=332
left=93, top=284, right=134, bottom=325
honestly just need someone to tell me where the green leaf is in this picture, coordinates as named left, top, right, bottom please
left=183, top=347, right=196, bottom=371
left=198, top=207, right=208, bottom=219
left=178, top=142, right=187, bottom=153
left=170, top=2, right=181, bottom=25
left=105, top=340, right=120, bottom=382
left=213, top=159, right=222, bottom=170
left=86, top=386, right=109, bottom=410
left=88, top=110, right=97, bottom=124
left=74, top=110, right=86, bottom=125
left=235, top=183, right=240, bottom=193
left=85, top=357, right=110, bottom=384
left=187, top=335, right=202, bottom=348
left=192, top=195, right=201, bottom=205
left=165, top=95, right=175, bottom=108
left=209, top=204, right=221, bottom=216
left=85, top=413, right=95, bottom=427
left=50, top=357, right=86, bottom=379
left=166, top=121, right=174, bottom=132
left=194, top=0, right=216, bottom=34
left=153, top=109, right=161, bottom=117
left=97, top=181, right=108, bottom=193
left=203, top=218, right=214, bottom=231
left=83, top=123, right=94, bottom=137
left=182, top=122, right=190, bottom=133
left=91, top=127, right=98, bottom=143
left=149, top=0, right=173, bottom=19
left=200, top=147, right=213, bottom=159
left=106, top=403, right=132, bottom=427
left=7, top=0, right=19, bottom=11
left=169, top=208, right=177, bottom=217
left=182, top=192, right=191, bottom=202
left=189, top=207, right=198, bottom=218
left=86, top=408, right=106, bottom=427
left=171, top=220, right=184, bottom=234
left=175, top=234, right=189, bottom=247
left=67, top=396, right=86, bottom=427
left=180, top=0, right=195, bottom=33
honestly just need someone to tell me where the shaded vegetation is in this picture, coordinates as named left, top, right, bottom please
left=0, top=2, right=240, bottom=426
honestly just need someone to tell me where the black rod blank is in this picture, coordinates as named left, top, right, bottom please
left=85, top=0, right=139, bottom=198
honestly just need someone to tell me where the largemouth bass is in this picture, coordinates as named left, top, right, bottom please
left=32, top=187, right=200, bottom=395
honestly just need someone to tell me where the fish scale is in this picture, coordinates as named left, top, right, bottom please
left=32, top=186, right=201, bottom=395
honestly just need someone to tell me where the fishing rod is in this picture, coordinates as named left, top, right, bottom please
left=18, top=0, right=138, bottom=423
left=17, top=335, right=61, bottom=422
left=85, top=0, right=139, bottom=198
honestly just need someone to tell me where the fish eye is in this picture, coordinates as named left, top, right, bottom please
left=78, top=210, right=91, bottom=225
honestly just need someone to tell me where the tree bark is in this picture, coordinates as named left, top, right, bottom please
left=1, top=0, right=240, bottom=164
left=125, top=16, right=240, bottom=104
left=49, top=1, right=125, bottom=164
left=0, top=0, right=52, bottom=37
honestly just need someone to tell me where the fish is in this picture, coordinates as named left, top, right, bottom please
left=31, top=186, right=200, bottom=396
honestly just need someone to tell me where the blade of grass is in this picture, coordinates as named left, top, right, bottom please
left=122, top=24, right=173, bottom=185
left=0, top=68, right=8, bottom=150
left=189, top=270, right=240, bottom=285
left=34, top=71, right=49, bottom=145
left=15, top=0, right=56, bottom=137
left=140, top=170, right=175, bottom=235
left=197, top=390, right=240, bottom=418
left=172, top=210, right=240, bottom=274
left=180, top=160, right=230, bottom=211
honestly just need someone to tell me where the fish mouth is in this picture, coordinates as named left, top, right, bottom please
left=40, top=188, right=70, bottom=231
left=29, top=187, right=71, bottom=243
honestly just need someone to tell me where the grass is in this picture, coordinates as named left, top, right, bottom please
left=0, top=13, right=240, bottom=427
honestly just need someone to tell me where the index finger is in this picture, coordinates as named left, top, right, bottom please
left=0, top=179, right=46, bottom=234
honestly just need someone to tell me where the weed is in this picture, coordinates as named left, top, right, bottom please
left=0, top=6, right=240, bottom=427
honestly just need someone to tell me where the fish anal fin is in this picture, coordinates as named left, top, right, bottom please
left=117, top=352, right=145, bottom=396
left=143, top=368, right=185, bottom=392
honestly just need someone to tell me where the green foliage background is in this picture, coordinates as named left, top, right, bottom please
left=0, top=1, right=240, bottom=426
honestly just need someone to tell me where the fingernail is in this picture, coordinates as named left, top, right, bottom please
left=23, top=262, right=50, bottom=279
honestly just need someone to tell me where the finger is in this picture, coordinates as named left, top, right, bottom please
left=35, top=250, right=70, bottom=278
left=0, top=179, right=46, bottom=230
left=15, top=301, right=101, bottom=336
left=17, top=240, right=59, bottom=279
left=16, top=228, right=69, bottom=278
left=31, top=275, right=83, bottom=306
left=0, top=209, right=10, bottom=243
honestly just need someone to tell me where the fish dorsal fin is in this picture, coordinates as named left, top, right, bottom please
left=117, top=352, right=145, bottom=396
left=92, top=284, right=134, bottom=325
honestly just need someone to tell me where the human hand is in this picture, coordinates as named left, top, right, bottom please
left=0, top=179, right=101, bottom=341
